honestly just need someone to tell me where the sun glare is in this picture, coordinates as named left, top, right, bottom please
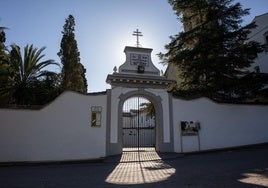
left=111, top=29, right=166, bottom=73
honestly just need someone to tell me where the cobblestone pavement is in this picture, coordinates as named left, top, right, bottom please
left=0, top=145, right=267, bottom=188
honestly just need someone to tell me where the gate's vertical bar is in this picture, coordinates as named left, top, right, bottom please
left=137, top=96, right=140, bottom=151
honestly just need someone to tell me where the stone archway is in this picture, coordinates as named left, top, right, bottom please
left=106, top=46, right=175, bottom=156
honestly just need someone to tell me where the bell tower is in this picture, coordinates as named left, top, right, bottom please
left=106, top=30, right=174, bottom=89
left=106, top=45, right=174, bottom=88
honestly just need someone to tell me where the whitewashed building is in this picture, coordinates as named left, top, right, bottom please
left=248, top=12, right=268, bottom=73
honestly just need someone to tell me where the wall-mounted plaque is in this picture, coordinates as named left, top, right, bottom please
left=130, top=53, right=149, bottom=67
left=91, top=106, right=102, bottom=127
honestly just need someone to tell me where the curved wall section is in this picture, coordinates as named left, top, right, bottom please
left=0, top=91, right=107, bottom=163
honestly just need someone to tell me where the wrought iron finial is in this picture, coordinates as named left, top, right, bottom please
left=132, top=29, right=143, bottom=47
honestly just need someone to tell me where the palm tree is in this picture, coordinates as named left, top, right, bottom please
left=7, top=44, right=59, bottom=105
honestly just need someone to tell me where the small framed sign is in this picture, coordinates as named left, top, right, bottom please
left=91, top=106, right=102, bottom=127
left=180, top=121, right=200, bottom=136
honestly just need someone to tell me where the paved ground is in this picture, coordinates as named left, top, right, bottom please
left=0, top=145, right=268, bottom=188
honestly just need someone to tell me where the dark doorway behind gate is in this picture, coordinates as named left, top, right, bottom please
left=122, top=96, right=156, bottom=149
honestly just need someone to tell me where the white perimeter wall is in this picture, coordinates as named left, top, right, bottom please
left=0, top=91, right=107, bottom=162
left=1, top=90, right=268, bottom=162
left=173, top=98, right=268, bottom=153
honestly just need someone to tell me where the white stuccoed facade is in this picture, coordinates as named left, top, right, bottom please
left=248, top=13, right=268, bottom=73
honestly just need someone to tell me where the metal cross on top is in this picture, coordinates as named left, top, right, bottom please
left=132, top=29, right=143, bottom=47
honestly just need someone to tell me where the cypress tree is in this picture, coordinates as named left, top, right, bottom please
left=58, top=15, right=87, bottom=93
left=0, top=27, right=12, bottom=104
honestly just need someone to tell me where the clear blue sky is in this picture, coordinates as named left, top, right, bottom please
left=1, top=0, right=268, bottom=92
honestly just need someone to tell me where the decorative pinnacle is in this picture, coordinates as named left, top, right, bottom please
left=132, top=29, right=143, bottom=47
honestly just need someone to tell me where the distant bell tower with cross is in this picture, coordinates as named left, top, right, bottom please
left=132, top=29, right=143, bottom=47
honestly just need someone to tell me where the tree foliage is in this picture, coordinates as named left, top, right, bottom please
left=0, top=44, right=60, bottom=105
left=140, top=102, right=155, bottom=118
left=58, top=15, right=87, bottom=93
left=0, top=27, right=7, bottom=51
left=0, top=27, right=11, bottom=104
left=160, top=0, right=266, bottom=102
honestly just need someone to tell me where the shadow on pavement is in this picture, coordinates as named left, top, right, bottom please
left=0, top=145, right=267, bottom=187
left=105, top=149, right=178, bottom=185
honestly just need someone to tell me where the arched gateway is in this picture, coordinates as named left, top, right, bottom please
left=122, top=96, right=156, bottom=149
left=106, top=46, right=175, bottom=156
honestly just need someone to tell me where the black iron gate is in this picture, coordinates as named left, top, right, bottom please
left=122, top=97, right=155, bottom=148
